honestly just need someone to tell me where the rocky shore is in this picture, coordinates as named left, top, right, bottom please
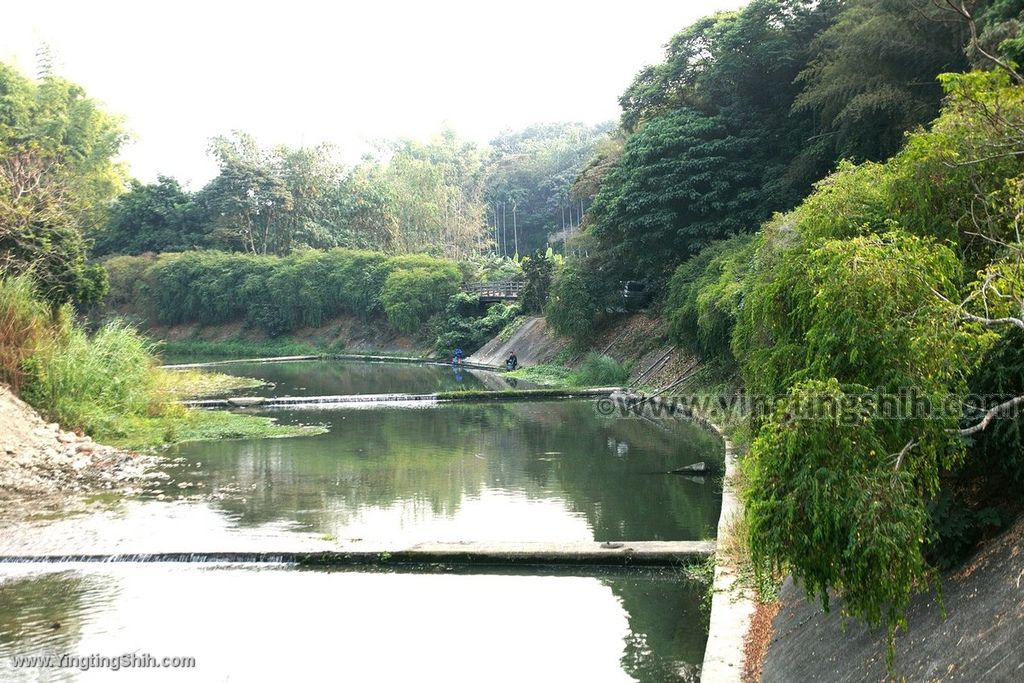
left=0, top=385, right=156, bottom=496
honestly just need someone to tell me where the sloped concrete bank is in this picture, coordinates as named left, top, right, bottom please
left=760, top=515, right=1024, bottom=681
left=630, top=394, right=753, bottom=682
left=470, top=316, right=567, bottom=367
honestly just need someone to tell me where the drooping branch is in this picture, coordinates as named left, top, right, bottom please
left=942, top=0, right=1024, bottom=84
left=890, top=440, right=918, bottom=472
left=958, top=394, right=1024, bottom=436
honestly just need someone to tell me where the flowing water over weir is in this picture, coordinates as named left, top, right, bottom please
left=0, top=360, right=724, bottom=681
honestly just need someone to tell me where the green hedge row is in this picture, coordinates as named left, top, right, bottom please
left=102, top=249, right=462, bottom=337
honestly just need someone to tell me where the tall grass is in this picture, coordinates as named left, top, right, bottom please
left=0, top=275, right=62, bottom=392
left=22, top=322, right=157, bottom=434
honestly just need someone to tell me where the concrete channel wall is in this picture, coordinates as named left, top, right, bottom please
left=700, top=433, right=755, bottom=682
left=633, top=394, right=754, bottom=682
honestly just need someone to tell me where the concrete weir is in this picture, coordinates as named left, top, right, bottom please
left=181, top=387, right=621, bottom=409
left=161, top=353, right=501, bottom=371
left=0, top=541, right=714, bottom=568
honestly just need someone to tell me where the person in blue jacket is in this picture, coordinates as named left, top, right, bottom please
left=452, top=347, right=464, bottom=365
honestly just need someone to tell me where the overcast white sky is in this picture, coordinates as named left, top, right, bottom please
left=1, top=0, right=744, bottom=187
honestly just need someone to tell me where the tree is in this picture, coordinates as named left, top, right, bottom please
left=740, top=232, right=980, bottom=663
left=384, top=129, right=489, bottom=260
left=484, top=122, right=613, bottom=254
left=794, top=0, right=970, bottom=161
left=93, top=176, right=207, bottom=256
left=274, top=143, right=347, bottom=252
left=0, top=61, right=126, bottom=305
left=520, top=250, right=554, bottom=313
left=202, top=132, right=294, bottom=255
left=584, top=1, right=843, bottom=285
left=588, top=108, right=776, bottom=282
left=327, top=161, right=399, bottom=251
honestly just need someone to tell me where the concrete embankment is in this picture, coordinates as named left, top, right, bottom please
left=621, top=393, right=754, bottom=683
left=470, top=316, right=567, bottom=367
left=0, top=540, right=714, bottom=568
left=760, top=515, right=1024, bottom=681
left=700, top=432, right=755, bottom=682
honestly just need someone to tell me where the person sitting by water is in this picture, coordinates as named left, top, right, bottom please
left=506, top=351, right=518, bottom=371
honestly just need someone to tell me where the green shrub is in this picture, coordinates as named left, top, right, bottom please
left=666, top=234, right=756, bottom=359
left=744, top=379, right=934, bottom=661
left=545, top=260, right=614, bottom=346
left=380, top=264, right=461, bottom=335
left=99, top=254, right=158, bottom=315
left=520, top=250, right=554, bottom=313
left=104, top=248, right=463, bottom=338
left=433, top=294, right=520, bottom=354
left=572, top=353, right=629, bottom=386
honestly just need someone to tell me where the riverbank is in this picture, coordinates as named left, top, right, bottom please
left=0, top=385, right=154, bottom=496
left=141, top=314, right=431, bottom=362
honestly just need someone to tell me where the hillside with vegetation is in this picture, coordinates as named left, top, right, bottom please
left=539, top=0, right=1024, bottom=671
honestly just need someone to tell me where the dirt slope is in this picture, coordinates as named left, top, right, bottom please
left=761, top=516, right=1024, bottom=681
left=471, top=312, right=701, bottom=389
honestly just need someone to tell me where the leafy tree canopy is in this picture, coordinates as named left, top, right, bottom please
left=0, top=61, right=126, bottom=305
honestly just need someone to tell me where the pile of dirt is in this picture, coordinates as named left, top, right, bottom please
left=760, top=515, right=1024, bottom=681
left=0, top=385, right=153, bottom=496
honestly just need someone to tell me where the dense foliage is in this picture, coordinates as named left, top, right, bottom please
left=659, top=68, right=1024, bottom=658
left=105, top=249, right=463, bottom=339
left=484, top=122, right=612, bottom=255
left=550, top=0, right=995, bottom=336
left=519, top=250, right=555, bottom=314
left=92, top=177, right=207, bottom=256
left=95, top=123, right=609, bottom=263
left=0, top=62, right=125, bottom=305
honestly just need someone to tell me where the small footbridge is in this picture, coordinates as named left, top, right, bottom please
left=463, top=280, right=524, bottom=302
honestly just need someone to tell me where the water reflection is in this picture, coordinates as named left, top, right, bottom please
left=160, top=400, right=723, bottom=545
left=205, top=359, right=505, bottom=396
left=0, top=565, right=707, bottom=682
left=0, top=400, right=722, bottom=554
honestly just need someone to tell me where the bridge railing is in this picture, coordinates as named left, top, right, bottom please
left=463, top=280, right=525, bottom=299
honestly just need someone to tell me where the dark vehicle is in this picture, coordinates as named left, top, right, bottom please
left=621, top=280, right=649, bottom=309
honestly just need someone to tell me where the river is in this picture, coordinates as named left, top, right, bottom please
left=0, top=360, right=723, bottom=681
